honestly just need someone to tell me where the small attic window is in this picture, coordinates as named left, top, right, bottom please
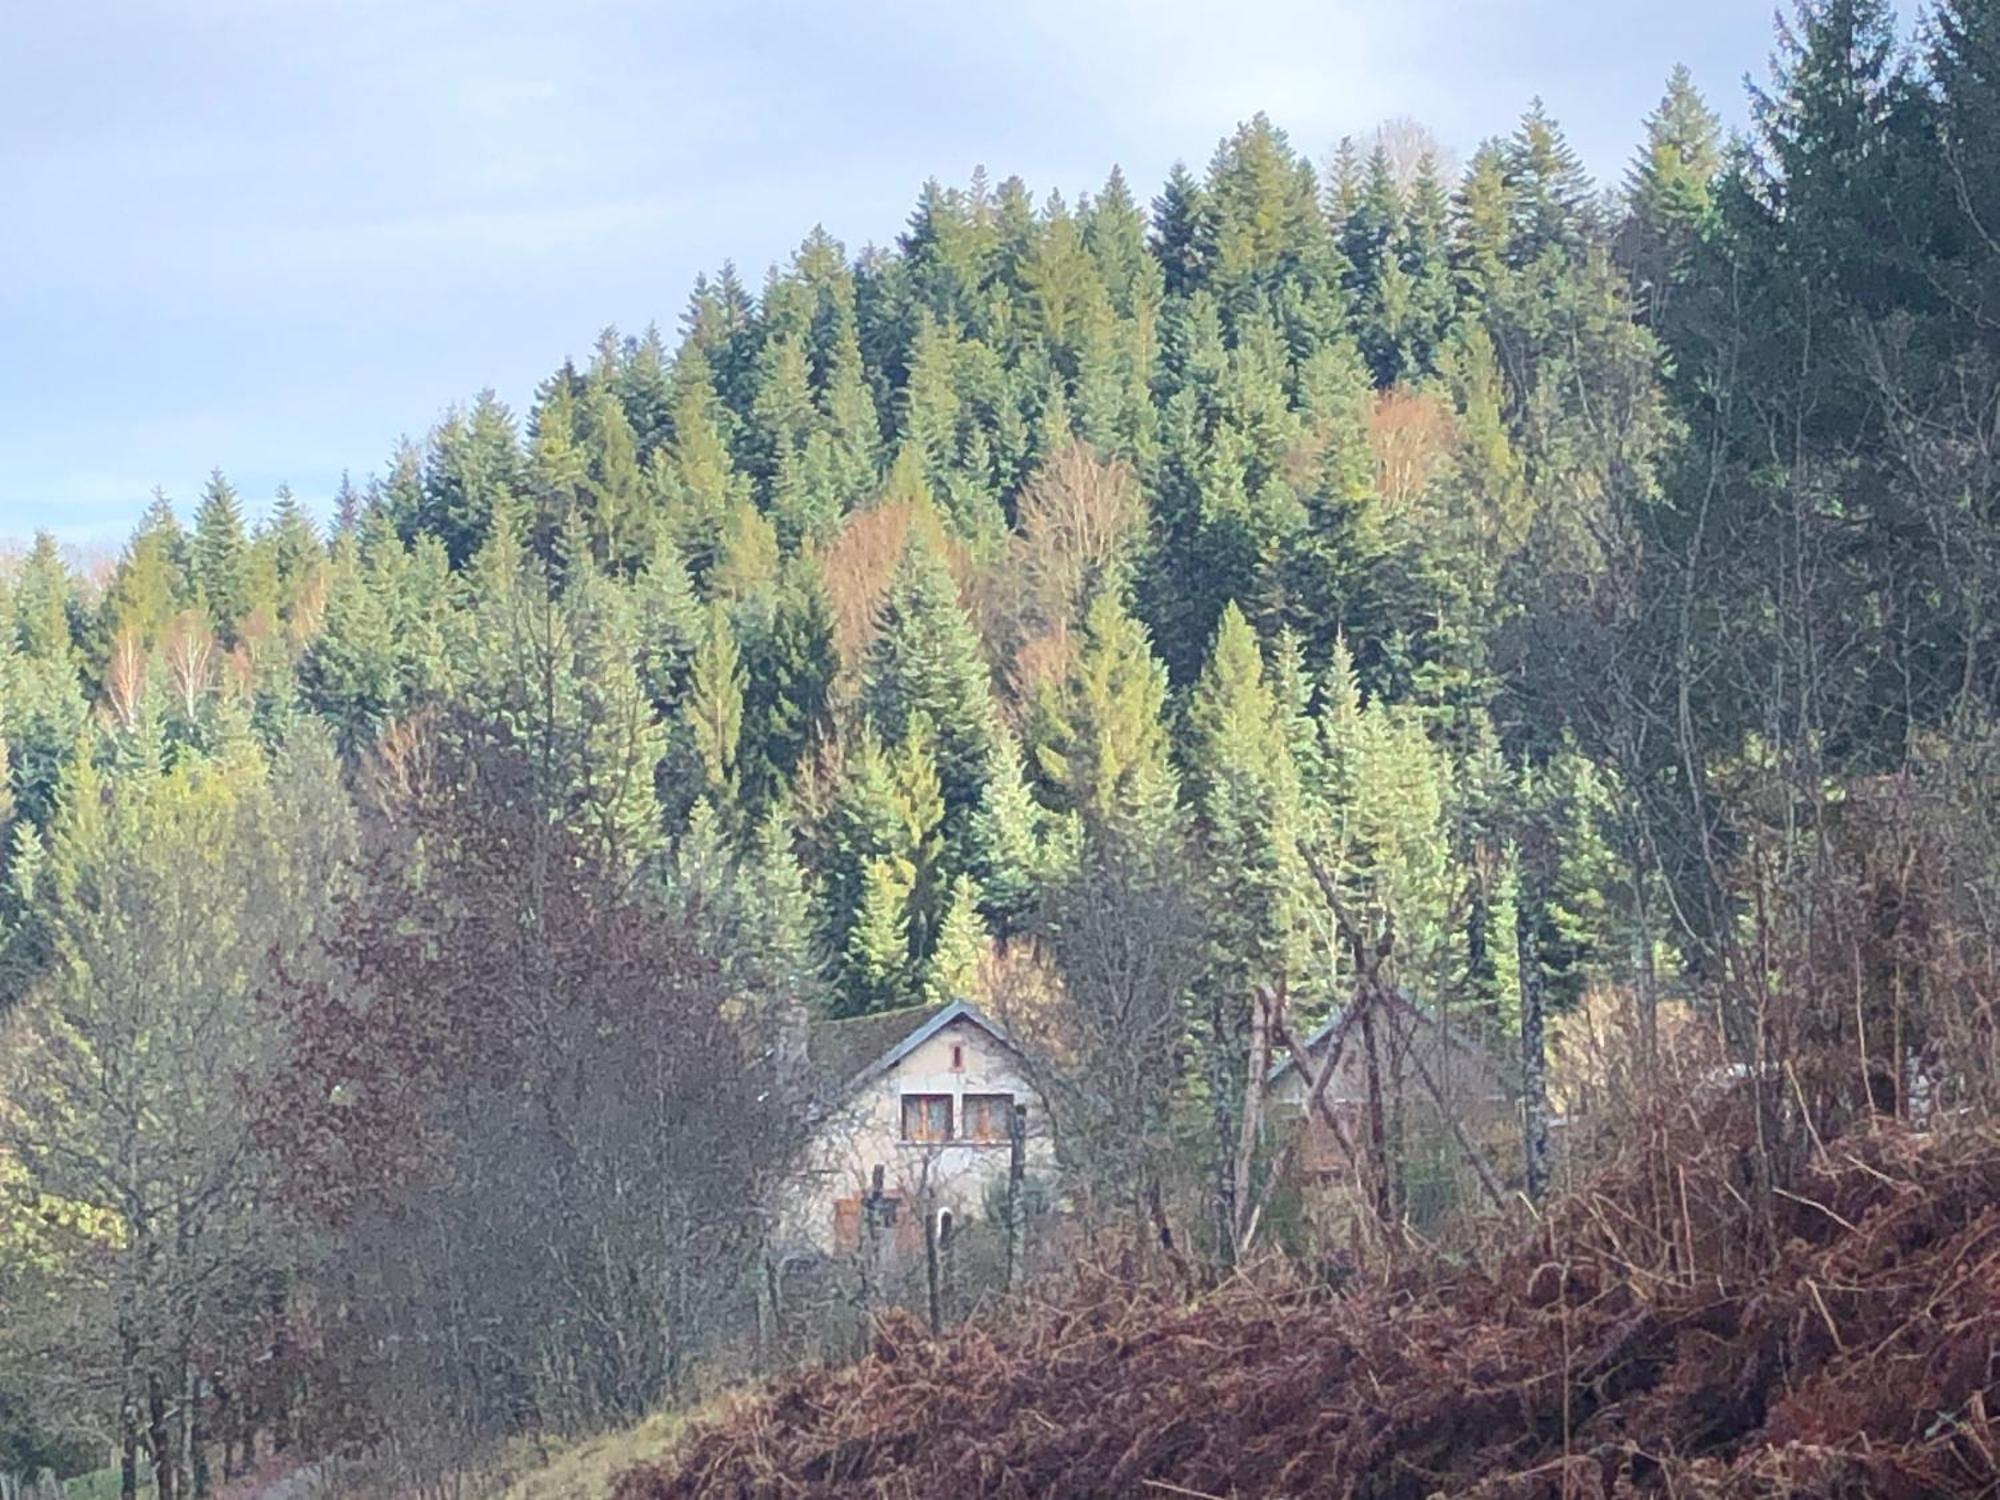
left=950, top=1043, right=965, bottom=1072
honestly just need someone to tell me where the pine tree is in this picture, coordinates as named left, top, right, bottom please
left=0, top=565, right=89, bottom=831
left=102, top=500, right=189, bottom=649
left=1395, top=152, right=1458, bottom=376
left=844, top=855, right=914, bottom=1016
left=190, top=473, right=254, bottom=642
left=862, top=528, right=1010, bottom=900
left=1453, top=140, right=1513, bottom=312
left=1183, top=602, right=1303, bottom=1258
left=1622, top=66, right=1724, bottom=324
left=1038, top=588, right=1180, bottom=844
left=969, top=731, right=1048, bottom=933
left=558, top=561, right=670, bottom=873
left=297, top=538, right=400, bottom=755
left=737, top=800, right=830, bottom=1015
left=685, top=601, right=746, bottom=806
left=922, top=871, right=988, bottom=1004
left=423, top=391, right=525, bottom=567
left=658, top=342, right=749, bottom=577
left=1507, top=100, right=1598, bottom=266
left=527, top=377, right=590, bottom=564
left=1151, top=162, right=1210, bottom=298
left=616, top=324, right=677, bottom=459
left=740, top=560, right=837, bottom=812
left=1344, top=146, right=1407, bottom=381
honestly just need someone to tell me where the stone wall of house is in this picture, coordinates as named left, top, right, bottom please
left=779, top=1015, right=1056, bottom=1257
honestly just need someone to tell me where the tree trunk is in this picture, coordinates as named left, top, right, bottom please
left=178, top=1356, right=199, bottom=1500
left=120, top=1389, right=139, bottom=1500
left=755, top=1246, right=781, bottom=1372
left=1208, top=994, right=1236, bottom=1271
left=859, top=1163, right=886, bottom=1348
left=1632, top=849, right=1658, bottom=1080
left=1229, top=987, right=1272, bottom=1254
left=147, top=1370, right=175, bottom=1500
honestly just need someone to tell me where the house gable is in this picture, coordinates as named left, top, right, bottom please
left=781, top=998, right=1054, bottom=1254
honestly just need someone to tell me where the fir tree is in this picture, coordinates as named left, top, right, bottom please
left=1622, top=66, right=1724, bottom=323
left=685, top=601, right=746, bottom=806
left=922, top=871, right=988, bottom=1004
left=191, top=473, right=254, bottom=641
left=1038, top=588, right=1180, bottom=844
left=844, top=854, right=914, bottom=1016
left=1183, top=602, right=1303, bottom=1259
left=862, top=528, right=1010, bottom=902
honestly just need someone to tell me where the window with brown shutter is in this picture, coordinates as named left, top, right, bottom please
left=961, top=1093, right=1014, bottom=1143
left=900, top=1093, right=952, bottom=1143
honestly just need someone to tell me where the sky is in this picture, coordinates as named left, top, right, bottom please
left=0, top=0, right=1779, bottom=552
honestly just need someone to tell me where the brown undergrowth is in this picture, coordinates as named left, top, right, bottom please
left=617, top=1115, right=2000, bottom=1499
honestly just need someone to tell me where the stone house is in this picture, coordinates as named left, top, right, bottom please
left=777, top=998, right=1056, bottom=1258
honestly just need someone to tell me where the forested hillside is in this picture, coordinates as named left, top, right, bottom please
left=4, top=0, right=2000, bottom=1493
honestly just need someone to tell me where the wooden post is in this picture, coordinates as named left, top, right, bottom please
left=1003, top=1103, right=1027, bottom=1293
left=1517, top=897, right=1550, bottom=1202
left=938, top=1211, right=956, bottom=1326
left=923, top=1201, right=942, bottom=1334
left=861, top=1164, right=887, bottom=1316
left=1359, top=996, right=1393, bottom=1223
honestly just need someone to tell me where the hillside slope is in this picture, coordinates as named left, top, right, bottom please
left=618, top=1121, right=2000, bottom=1499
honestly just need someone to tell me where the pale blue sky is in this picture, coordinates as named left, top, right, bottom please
left=0, top=0, right=1776, bottom=551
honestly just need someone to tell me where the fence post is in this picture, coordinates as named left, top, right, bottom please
left=1004, top=1103, right=1027, bottom=1292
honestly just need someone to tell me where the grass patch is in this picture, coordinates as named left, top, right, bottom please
left=487, top=1403, right=713, bottom=1500
left=63, top=1463, right=148, bottom=1500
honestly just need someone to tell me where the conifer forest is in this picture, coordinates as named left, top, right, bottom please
left=5, top=2, right=2000, bottom=1495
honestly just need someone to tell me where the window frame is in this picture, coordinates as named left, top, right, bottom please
left=900, top=1092, right=954, bottom=1144
left=960, top=1092, right=1015, bottom=1144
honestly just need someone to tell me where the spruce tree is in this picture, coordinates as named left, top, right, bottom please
left=922, top=871, right=988, bottom=1004
left=1622, top=66, right=1723, bottom=324
left=422, top=391, right=524, bottom=568
left=862, top=527, right=1010, bottom=905
left=191, top=472, right=253, bottom=642
left=685, top=601, right=746, bottom=806
left=102, top=503, right=188, bottom=650
left=844, top=855, right=914, bottom=1016
left=1183, top=602, right=1303, bottom=1259
left=1038, top=588, right=1180, bottom=844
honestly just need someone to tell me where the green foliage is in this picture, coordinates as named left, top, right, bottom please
left=1182, top=603, right=1305, bottom=1249
left=1037, top=588, right=1180, bottom=844
left=685, top=601, right=746, bottom=804
left=18, top=49, right=1986, bottom=1422
left=862, top=528, right=1018, bottom=917
left=191, top=472, right=254, bottom=639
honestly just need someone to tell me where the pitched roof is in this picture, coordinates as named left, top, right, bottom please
left=807, top=1001, right=953, bottom=1085
left=806, top=997, right=1016, bottom=1093
left=1266, top=997, right=1497, bottom=1083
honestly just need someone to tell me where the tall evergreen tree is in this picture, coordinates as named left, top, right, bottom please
left=862, top=528, right=1013, bottom=908
left=191, top=472, right=253, bottom=641
left=1182, top=602, right=1302, bottom=1260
